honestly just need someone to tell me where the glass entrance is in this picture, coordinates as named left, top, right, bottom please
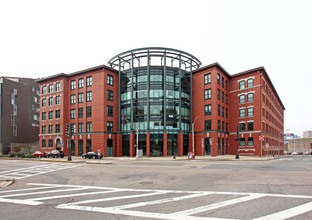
left=167, top=139, right=178, bottom=156
left=107, top=139, right=113, bottom=156
left=56, top=139, right=61, bottom=150
left=71, top=140, right=75, bottom=156
left=78, top=140, right=83, bottom=156
left=205, top=138, right=211, bottom=155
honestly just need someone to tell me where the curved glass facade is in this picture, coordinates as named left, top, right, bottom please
left=108, top=47, right=201, bottom=157
left=121, top=67, right=190, bottom=134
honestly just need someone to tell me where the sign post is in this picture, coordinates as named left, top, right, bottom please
left=259, top=135, right=264, bottom=157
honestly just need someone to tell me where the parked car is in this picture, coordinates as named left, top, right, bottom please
left=82, top=152, right=103, bottom=159
left=292, top=152, right=298, bottom=155
left=47, top=150, right=64, bottom=158
left=32, top=151, right=47, bottom=158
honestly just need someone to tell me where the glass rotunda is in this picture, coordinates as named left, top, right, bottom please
left=108, top=48, right=201, bottom=156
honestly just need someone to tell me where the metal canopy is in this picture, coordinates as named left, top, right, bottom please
left=108, top=47, right=202, bottom=71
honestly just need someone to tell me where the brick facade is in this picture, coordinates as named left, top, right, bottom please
left=37, top=59, right=284, bottom=158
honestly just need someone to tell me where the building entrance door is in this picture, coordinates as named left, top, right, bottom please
left=78, top=140, right=83, bottom=156
left=56, top=139, right=61, bottom=150
left=205, top=138, right=211, bottom=155
left=107, top=139, right=113, bottom=156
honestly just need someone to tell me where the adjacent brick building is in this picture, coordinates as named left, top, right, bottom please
left=0, top=77, right=40, bottom=154
left=37, top=47, right=285, bottom=157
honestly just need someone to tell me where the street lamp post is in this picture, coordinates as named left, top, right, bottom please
left=192, top=116, right=200, bottom=153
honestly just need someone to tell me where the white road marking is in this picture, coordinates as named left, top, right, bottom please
left=0, top=187, right=89, bottom=198
left=0, top=183, right=311, bottom=220
left=58, top=204, right=233, bottom=220
left=31, top=190, right=118, bottom=201
left=172, top=194, right=265, bottom=216
left=0, top=163, right=84, bottom=179
left=0, top=186, right=62, bottom=194
left=253, top=201, right=312, bottom=220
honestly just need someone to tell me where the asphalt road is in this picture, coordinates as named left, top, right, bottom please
left=0, top=155, right=311, bottom=219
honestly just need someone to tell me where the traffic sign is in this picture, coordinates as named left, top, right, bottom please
left=210, top=140, right=212, bottom=145
left=259, top=136, right=264, bottom=141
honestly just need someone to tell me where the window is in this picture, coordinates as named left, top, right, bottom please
left=86, top=106, right=92, bottom=118
left=247, top=78, right=253, bottom=88
left=247, top=107, right=254, bottom=117
left=71, top=124, right=76, bottom=133
left=49, top=97, right=53, bottom=106
left=48, top=111, right=53, bottom=120
left=78, top=123, right=83, bottom=133
left=86, top=91, right=92, bottom=102
left=239, top=109, right=245, bottom=118
left=78, top=78, right=84, bottom=88
left=78, top=93, right=84, bottom=103
left=49, top=139, right=53, bottom=148
left=239, top=95, right=245, bottom=103
left=248, top=137, right=254, bottom=146
left=247, top=93, right=254, bottom=102
left=42, top=86, right=46, bottom=95
left=221, top=121, right=224, bottom=132
left=217, top=73, right=220, bottom=85
left=71, top=80, right=76, bottom=90
left=248, top=122, right=254, bottom=131
left=107, top=74, right=113, bottom=86
left=107, top=105, right=113, bottom=117
left=55, top=96, right=60, bottom=105
left=70, top=94, right=76, bottom=104
left=226, top=94, right=228, bottom=104
left=48, top=84, right=53, bottom=93
left=48, top=125, right=53, bottom=133
left=225, top=80, right=228, bottom=90
left=107, top=121, right=113, bottom=131
left=204, top=73, right=211, bottom=84
left=78, top=107, right=83, bottom=118
left=222, top=92, right=224, bottom=102
left=218, top=120, right=220, bottom=131
left=217, top=89, right=220, bottom=100
left=226, top=108, right=228, bottom=118
left=222, top=106, right=224, bottom=117
left=42, top=112, right=46, bottom=120
left=205, top=104, right=211, bottom=115
left=226, top=122, right=228, bottom=132
left=56, top=82, right=61, bottom=91
left=240, top=123, right=245, bottom=132
left=86, top=139, right=92, bottom=152
left=218, top=105, right=221, bottom=116
left=86, top=122, right=92, bottom=132
left=42, top=125, right=46, bottom=134
left=42, top=98, right=46, bottom=107
left=204, top=89, right=211, bottom=100
left=222, top=77, right=224, bottom=88
left=205, top=120, right=211, bottom=131
left=240, top=138, right=245, bottom=146
left=55, top=110, right=60, bottom=119
left=86, top=76, right=92, bottom=87
left=107, top=90, right=113, bottom=101
left=70, top=109, right=76, bottom=119
left=239, top=81, right=245, bottom=89
left=55, top=124, right=60, bottom=133
left=42, top=140, right=46, bottom=148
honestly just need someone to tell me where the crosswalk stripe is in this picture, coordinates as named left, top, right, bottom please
left=31, top=190, right=118, bottom=201
left=253, top=201, right=312, bottom=220
left=172, top=194, right=265, bottom=216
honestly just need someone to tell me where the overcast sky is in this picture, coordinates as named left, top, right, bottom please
left=0, top=0, right=311, bottom=136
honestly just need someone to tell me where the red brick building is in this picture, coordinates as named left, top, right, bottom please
left=37, top=48, right=284, bottom=157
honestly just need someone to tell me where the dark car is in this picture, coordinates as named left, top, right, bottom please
left=47, top=150, right=64, bottom=158
left=82, top=152, right=103, bottom=159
